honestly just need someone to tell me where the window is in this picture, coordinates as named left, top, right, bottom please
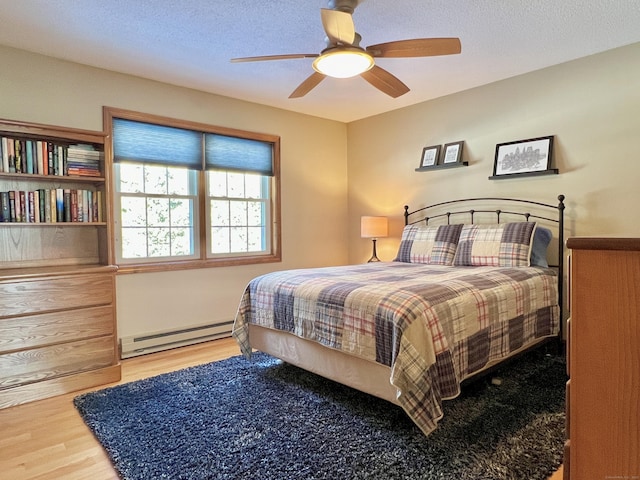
left=105, top=107, right=281, bottom=272
left=116, top=163, right=199, bottom=259
left=208, top=171, right=270, bottom=257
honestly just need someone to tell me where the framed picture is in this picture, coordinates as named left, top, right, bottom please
left=441, top=141, right=464, bottom=164
left=493, top=136, right=554, bottom=176
left=420, top=145, right=441, bottom=168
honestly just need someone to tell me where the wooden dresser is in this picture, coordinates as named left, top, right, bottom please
left=565, top=237, right=640, bottom=480
left=0, top=265, right=121, bottom=408
left=0, top=266, right=120, bottom=408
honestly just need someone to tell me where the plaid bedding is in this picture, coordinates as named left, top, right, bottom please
left=233, top=261, right=559, bottom=435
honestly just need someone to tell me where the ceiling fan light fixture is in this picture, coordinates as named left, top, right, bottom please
left=312, top=48, right=374, bottom=78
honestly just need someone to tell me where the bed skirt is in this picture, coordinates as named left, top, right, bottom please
left=248, top=323, right=552, bottom=408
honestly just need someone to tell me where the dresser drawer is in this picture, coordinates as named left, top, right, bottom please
left=0, top=335, right=116, bottom=389
left=0, top=273, right=114, bottom=317
left=0, top=305, right=114, bottom=353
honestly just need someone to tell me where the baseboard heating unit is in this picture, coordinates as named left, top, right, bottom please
left=120, top=321, right=233, bottom=358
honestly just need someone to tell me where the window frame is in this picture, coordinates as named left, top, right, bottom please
left=206, top=171, right=272, bottom=259
left=114, top=163, right=201, bottom=263
left=104, top=107, right=281, bottom=273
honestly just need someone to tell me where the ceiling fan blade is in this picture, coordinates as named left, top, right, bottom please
left=360, top=65, right=410, bottom=98
left=366, top=38, right=461, bottom=58
left=320, top=8, right=355, bottom=45
left=231, top=53, right=318, bottom=63
left=289, top=72, right=326, bottom=98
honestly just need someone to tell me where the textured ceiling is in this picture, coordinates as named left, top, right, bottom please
left=1, top=0, right=639, bottom=122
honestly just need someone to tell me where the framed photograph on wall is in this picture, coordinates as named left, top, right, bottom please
left=419, top=145, right=441, bottom=168
left=441, top=141, right=464, bottom=165
left=493, top=136, right=554, bottom=176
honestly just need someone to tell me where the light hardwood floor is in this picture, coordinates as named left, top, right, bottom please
left=0, top=337, right=564, bottom=480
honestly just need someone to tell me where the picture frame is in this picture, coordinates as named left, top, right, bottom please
left=419, top=145, right=441, bottom=168
left=493, top=135, right=554, bottom=176
left=440, top=141, right=464, bottom=165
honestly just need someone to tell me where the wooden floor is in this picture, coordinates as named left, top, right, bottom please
left=0, top=337, right=240, bottom=480
left=0, top=336, right=564, bottom=479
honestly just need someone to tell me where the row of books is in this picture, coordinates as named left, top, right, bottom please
left=0, top=189, right=104, bottom=223
left=0, top=137, right=103, bottom=177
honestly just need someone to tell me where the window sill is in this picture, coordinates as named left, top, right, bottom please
left=115, top=253, right=281, bottom=274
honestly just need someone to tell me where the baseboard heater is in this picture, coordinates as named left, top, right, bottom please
left=120, top=321, right=234, bottom=359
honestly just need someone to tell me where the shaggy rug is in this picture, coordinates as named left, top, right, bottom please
left=74, top=349, right=566, bottom=480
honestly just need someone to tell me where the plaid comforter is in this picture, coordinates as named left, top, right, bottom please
left=233, top=261, right=559, bottom=435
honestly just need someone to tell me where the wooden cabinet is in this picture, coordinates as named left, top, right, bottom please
left=0, top=266, right=121, bottom=408
left=0, top=118, right=120, bottom=408
left=565, top=237, right=640, bottom=480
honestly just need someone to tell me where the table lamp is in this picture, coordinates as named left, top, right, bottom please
left=361, top=216, right=388, bottom=262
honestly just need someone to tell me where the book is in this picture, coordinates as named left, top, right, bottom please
left=36, top=140, right=44, bottom=175
left=52, top=144, right=58, bottom=175
left=1, top=137, right=8, bottom=172
left=96, top=190, right=103, bottom=222
left=14, top=139, right=22, bottom=173
left=48, top=142, right=54, bottom=175
left=51, top=189, right=58, bottom=223
left=30, top=191, right=38, bottom=223
left=44, top=189, right=52, bottom=223
left=56, top=188, right=64, bottom=222
left=0, top=192, right=9, bottom=221
left=67, top=168, right=101, bottom=177
left=58, top=145, right=66, bottom=176
left=18, top=191, right=26, bottom=222
left=86, top=190, right=93, bottom=222
left=82, top=189, right=90, bottom=222
left=8, top=139, right=16, bottom=173
left=38, top=189, right=45, bottom=222
left=26, top=140, right=34, bottom=174
left=26, top=191, right=35, bottom=222
left=63, top=189, right=71, bottom=222
left=71, top=189, right=78, bottom=222
left=42, top=141, right=49, bottom=175
left=8, top=191, right=16, bottom=222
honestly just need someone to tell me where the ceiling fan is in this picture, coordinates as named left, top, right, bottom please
left=231, top=0, right=461, bottom=99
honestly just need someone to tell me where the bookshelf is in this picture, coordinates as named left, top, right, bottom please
left=0, top=119, right=111, bottom=268
left=0, top=118, right=121, bottom=409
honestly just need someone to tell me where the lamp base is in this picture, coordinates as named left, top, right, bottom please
left=367, top=239, right=381, bottom=263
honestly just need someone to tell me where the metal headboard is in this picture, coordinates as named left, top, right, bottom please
left=403, top=195, right=566, bottom=341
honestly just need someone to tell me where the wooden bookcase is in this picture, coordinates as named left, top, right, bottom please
left=0, top=118, right=121, bottom=409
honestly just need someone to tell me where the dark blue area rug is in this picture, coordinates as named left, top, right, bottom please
left=74, top=349, right=566, bottom=480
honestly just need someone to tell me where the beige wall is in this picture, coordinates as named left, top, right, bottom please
left=0, top=45, right=349, bottom=339
left=2, top=40, right=639, bottom=342
left=347, top=42, right=640, bottom=263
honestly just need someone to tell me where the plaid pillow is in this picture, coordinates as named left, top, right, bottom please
left=453, top=222, right=537, bottom=267
left=394, top=224, right=463, bottom=265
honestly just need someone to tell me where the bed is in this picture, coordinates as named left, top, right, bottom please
left=233, top=195, right=566, bottom=436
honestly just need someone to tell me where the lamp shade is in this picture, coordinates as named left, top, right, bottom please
left=313, top=48, right=375, bottom=79
left=361, top=216, right=388, bottom=238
